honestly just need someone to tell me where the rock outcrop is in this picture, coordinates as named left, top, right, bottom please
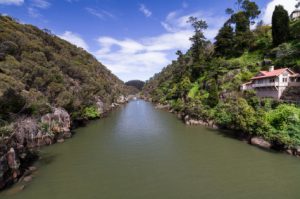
left=0, top=107, right=71, bottom=190
left=250, top=137, right=272, bottom=149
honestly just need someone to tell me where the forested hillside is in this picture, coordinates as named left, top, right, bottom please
left=143, top=1, right=300, bottom=150
left=125, top=80, right=145, bottom=91
left=0, top=15, right=131, bottom=125
left=0, top=15, right=135, bottom=189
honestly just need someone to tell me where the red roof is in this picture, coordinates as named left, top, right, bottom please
left=251, top=68, right=294, bottom=80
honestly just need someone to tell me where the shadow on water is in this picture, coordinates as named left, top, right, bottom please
left=205, top=127, right=288, bottom=156
left=37, top=152, right=58, bottom=166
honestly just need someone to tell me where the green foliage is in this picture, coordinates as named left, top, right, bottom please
left=272, top=5, right=290, bottom=46
left=272, top=43, right=299, bottom=68
left=125, top=80, right=145, bottom=91
left=0, top=124, right=13, bottom=137
left=266, top=104, right=300, bottom=146
left=214, top=23, right=235, bottom=57
left=143, top=2, right=300, bottom=149
left=0, top=88, right=26, bottom=121
left=214, top=103, right=233, bottom=127
left=0, top=15, right=131, bottom=124
left=82, top=106, right=100, bottom=119
left=206, top=80, right=219, bottom=107
left=290, top=20, right=300, bottom=40
left=252, top=25, right=272, bottom=50
left=188, top=83, right=199, bottom=99
left=187, top=16, right=208, bottom=62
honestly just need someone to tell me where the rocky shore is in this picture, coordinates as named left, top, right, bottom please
left=150, top=99, right=300, bottom=158
left=0, top=95, right=132, bottom=191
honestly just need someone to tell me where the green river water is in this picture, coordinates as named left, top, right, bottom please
left=1, top=100, right=300, bottom=199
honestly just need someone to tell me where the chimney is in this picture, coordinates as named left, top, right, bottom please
left=269, top=66, right=274, bottom=72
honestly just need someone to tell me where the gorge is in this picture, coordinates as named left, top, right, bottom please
left=2, top=100, right=300, bottom=199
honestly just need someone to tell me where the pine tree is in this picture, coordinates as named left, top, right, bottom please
left=272, top=5, right=290, bottom=46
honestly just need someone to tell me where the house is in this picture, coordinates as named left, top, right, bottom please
left=241, top=66, right=300, bottom=100
left=291, top=9, right=300, bottom=20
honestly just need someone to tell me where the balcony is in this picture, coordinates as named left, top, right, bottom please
left=252, top=82, right=289, bottom=88
left=289, top=82, right=300, bottom=87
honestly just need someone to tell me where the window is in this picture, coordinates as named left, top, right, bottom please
left=269, top=78, right=275, bottom=83
left=282, top=78, right=288, bottom=82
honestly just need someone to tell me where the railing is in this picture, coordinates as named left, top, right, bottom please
left=288, top=82, right=300, bottom=87
left=252, top=82, right=288, bottom=88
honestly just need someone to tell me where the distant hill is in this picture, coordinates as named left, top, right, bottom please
left=125, top=80, right=145, bottom=91
left=0, top=15, right=131, bottom=122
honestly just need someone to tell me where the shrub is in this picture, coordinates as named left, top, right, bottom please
left=0, top=88, right=26, bottom=121
left=266, top=104, right=300, bottom=146
left=82, top=106, right=100, bottom=119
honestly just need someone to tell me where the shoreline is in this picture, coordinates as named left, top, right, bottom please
left=146, top=98, right=300, bottom=158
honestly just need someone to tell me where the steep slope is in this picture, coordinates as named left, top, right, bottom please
left=143, top=11, right=300, bottom=153
left=0, top=16, right=130, bottom=121
left=0, top=16, right=132, bottom=190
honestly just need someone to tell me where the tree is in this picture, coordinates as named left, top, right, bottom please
left=242, top=0, right=261, bottom=24
left=272, top=5, right=290, bottom=46
left=232, top=12, right=250, bottom=33
left=225, top=0, right=260, bottom=55
left=214, top=22, right=235, bottom=57
left=187, top=16, right=208, bottom=62
left=206, top=80, right=219, bottom=107
left=178, top=76, right=192, bottom=100
left=228, top=0, right=261, bottom=33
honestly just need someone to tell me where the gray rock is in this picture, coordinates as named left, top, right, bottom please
left=41, top=107, right=71, bottom=134
left=250, top=137, right=272, bottom=149
left=57, top=139, right=64, bottom=143
left=63, top=132, right=72, bottom=139
left=286, top=149, right=293, bottom=155
left=28, top=166, right=37, bottom=172
left=23, top=175, right=32, bottom=182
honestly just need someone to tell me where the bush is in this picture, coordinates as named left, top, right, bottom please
left=82, top=106, right=100, bottom=119
left=0, top=88, right=26, bottom=121
left=266, top=104, right=300, bottom=146
left=214, top=102, right=233, bottom=127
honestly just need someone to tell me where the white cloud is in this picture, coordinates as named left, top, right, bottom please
left=95, top=30, right=193, bottom=81
left=139, top=4, right=152, bottom=17
left=0, top=0, right=23, bottom=5
left=161, top=10, right=226, bottom=40
left=31, top=0, right=50, bottom=9
left=58, top=31, right=89, bottom=50
left=28, top=7, right=41, bottom=18
left=94, top=9, right=226, bottom=81
left=27, top=0, right=50, bottom=18
left=262, top=0, right=297, bottom=24
left=85, top=7, right=115, bottom=20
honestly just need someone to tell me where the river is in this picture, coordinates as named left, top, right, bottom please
left=1, top=100, right=300, bottom=199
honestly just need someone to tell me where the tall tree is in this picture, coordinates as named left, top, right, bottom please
left=187, top=16, right=208, bottom=62
left=228, top=0, right=261, bottom=33
left=225, top=0, right=260, bottom=56
left=272, top=5, right=290, bottom=46
left=214, top=22, right=235, bottom=57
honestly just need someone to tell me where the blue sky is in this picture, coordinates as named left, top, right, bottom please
left=0, top=0, right=297, bottom=81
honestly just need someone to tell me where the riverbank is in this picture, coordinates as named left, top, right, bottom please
left=143, top=97, right=300, bottom=158
left=0, top=96, right=132, bottom=191
left=3, top=99, right=300, bottom=199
